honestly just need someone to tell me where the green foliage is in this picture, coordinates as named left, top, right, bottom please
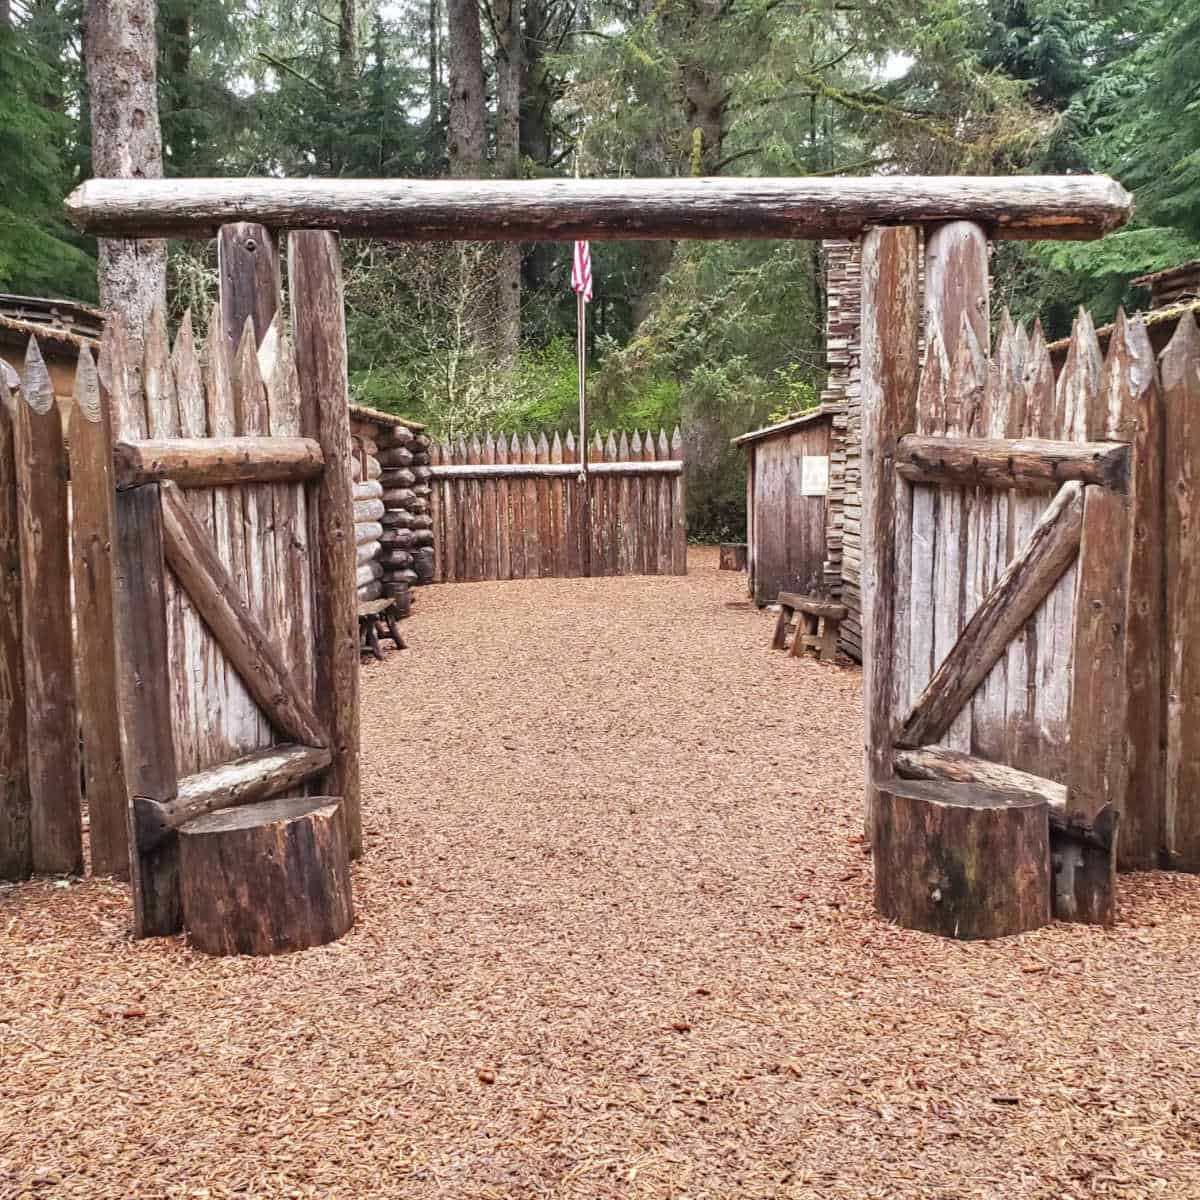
left=0, top=21, right=96, bottom=298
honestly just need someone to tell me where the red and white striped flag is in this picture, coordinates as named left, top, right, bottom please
left=571, top=240, right=592, bottom=302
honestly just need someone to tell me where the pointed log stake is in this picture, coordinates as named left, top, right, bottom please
left=69, top=344, right=129, bottom=876
left=289, top=229, right=361, bottom=857
left=0, top=373, right=30, bottom=880
left=1161, top=313, right=1200, bottom=868
left=65, top=175, right=1133, bottom=241
left=860, top=225, right=921, bottom=834
left=16, top=339, right=83, bottom=874
left=112, top=484, right=181, bottom=936
left=897, top=481, right=1086, bottom=750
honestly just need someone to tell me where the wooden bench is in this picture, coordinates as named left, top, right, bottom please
left=358, top=596, right=406, bottom=660
left=771, top=592, right=847, bottom=663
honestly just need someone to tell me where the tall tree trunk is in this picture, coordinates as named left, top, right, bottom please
left=428, top=0, right=441, bottom=134
left=85, top=0, right=166, bottom=405
left=339, top=0, right=356, bottom=90
left=493, top=0, right=522, bottom=362
left=519, top=0, right=555, bottom=292
left=446, top=0, right=484, bottom=177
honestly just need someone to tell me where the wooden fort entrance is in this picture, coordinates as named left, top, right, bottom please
left=49, top=172, right=1146, bottom=944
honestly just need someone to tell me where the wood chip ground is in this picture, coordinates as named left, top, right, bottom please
left=3, top=548, right=1199, bottom=1198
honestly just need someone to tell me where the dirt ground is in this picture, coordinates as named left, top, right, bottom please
left=3, top=546, right=1200, bottom=1199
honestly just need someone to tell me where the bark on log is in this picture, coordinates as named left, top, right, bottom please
left=16, top=341, right=82, bottom=874
left=874, top=778, right=1050, bottom=939
left=66, top=175, right=1134, bottom=242
left=0, top=378, right=30, bottom=880
left=380, top=467, right=416, bottom=488
left=135, top=744, right=332, bottom=849
left=178, top=795, right=354, bottom=956
left=895, top=435, right=1129, bottom=492
left=113, top=436, right=324, bottom=489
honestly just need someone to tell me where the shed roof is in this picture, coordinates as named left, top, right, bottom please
left=348, top=402, right=426, bottom=432
left=0, top=313, right=100, bottom=357
left=731, top=404, right=837, bottom=448
left=1130, top=260, right=1200, bottom=291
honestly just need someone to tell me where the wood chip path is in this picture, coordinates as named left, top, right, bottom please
left=3, top=547, right=1199, bottom=1198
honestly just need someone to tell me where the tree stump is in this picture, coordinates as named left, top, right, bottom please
left=178, top=796, right=354, bottom=956
left=873, top=778, right=1050, bottom=939
left=719, top=542, right=747, bottom=571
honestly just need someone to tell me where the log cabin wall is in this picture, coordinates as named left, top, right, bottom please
left=736, top=410, right=835, bottom=607
left=820, top=240, right=863, bottom=658
left=349, top=405, right=432, bottom=612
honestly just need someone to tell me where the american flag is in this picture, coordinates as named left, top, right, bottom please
left=571, top=240, right=592, bottom=302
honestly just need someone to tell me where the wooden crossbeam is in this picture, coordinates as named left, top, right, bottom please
left=132, top=743, right=332, bottom=849
left=895, top=435, right=1129, bottom=492
left=896, top=481, right=1085, bottom=749
left=159, top=482, right=330, bottom=750
left=428, top=460, right=684, bottom=479
left=65, top=175, right=1133, bottom=243
left=114, top=435, right=325, bottom=489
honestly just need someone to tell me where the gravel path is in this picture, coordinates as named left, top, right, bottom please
left=3, top=546, right=1200, bottom=1198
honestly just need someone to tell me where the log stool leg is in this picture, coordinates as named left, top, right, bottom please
left=384, top=609, right=407, bottom=650
left=178, top=796, right=355, bottom=956
left=772, top=603, right=794, bottom=651
left=817, top=616, right=839, bottom=663
left=791, top=611, right=817, bottom=657
left=873, top=779, right=1050, bottom=939
left=366, top=620, right=383, bottom=661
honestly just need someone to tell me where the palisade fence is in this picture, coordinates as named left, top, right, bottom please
left=429, top=427, right=687, bottom=581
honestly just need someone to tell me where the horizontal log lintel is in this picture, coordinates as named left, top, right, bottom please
left=895, top=435, right=1129, bottom=492
left=133, top=743, right=332, bottom=849
left=429, top=460, right=684, bottom=479
left=65, top=175, right=1133, bottom=243
left=114, top=436, right=325, bottom=489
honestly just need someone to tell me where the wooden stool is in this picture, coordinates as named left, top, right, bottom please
left=719, top=542, right=748, bottom=571
left=178, top=796, right=355, bottom=956
left=358, top=597, right=406, bottom=660
left=771, top=591, right=847, bottom=663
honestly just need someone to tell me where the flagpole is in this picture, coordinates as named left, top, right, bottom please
left=577, top=285, right=592, bottom=577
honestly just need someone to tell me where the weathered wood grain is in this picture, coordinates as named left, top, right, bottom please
left=1161, top=313, right=1200, bottom=868
left=135, top=743, right=332, bottom=848
left=288, top=229, right=362, bottom=857
left=68, top=343, right=129, bottom=876
left=67, top=174, right=1134, bottom=242
left=1103, top=312, right=1165, bottom=868
left=178, top=795, right=353, bottom=956
left=16, top=339, right=82, bottom=874
left=897, top=482, right=1085, bottom=751
left=0, top=372, right=30, bottom=880
left=859, top=226, right=921, bottom=833
left=112, top=484, right=181, bottom=936
left=895, top=435, right=1128, bottom=492
left=160, top=482, right=330, bottom=749
left=873, top=778, right=1050, bottom=940
left=114, top=435, right=325, bottom=489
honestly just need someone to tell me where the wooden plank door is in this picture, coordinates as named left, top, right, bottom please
left=101, top=224, right=360, bottom=937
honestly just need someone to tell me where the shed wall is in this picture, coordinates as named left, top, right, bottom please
left=750, top=419, right=832, bottom=605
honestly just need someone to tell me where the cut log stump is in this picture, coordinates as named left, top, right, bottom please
left=873, top=779, right=1050, bottom=940
left=719, top=542, right=747, bottom=571
left=178, top=796, right=354, bottom=956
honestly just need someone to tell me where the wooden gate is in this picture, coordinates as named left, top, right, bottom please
left=862, top=223, right=1154, bottom=925
left=81, top=225, right=360, bottom=937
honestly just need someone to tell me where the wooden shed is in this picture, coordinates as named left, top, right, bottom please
left=734, top=406, right=838, bottom=607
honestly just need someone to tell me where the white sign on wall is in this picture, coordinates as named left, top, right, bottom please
left=800, top=454, right=830, bottom=497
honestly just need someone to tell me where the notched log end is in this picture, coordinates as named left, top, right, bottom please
left=132, top=794, right=172, bottom=852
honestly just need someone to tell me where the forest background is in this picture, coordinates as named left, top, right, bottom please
left=2, top=0, right=1198, bottom=536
